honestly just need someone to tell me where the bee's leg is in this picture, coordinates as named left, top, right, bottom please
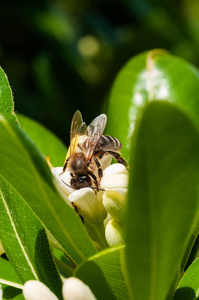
left=99, top=151, right=105, bottom=159
left=93, top=156, right=103, bottom=179
left=72, top=202, right=84, bottom=223
left=106, top=151, right=128, bottom=167
left=88, top=171, right=99, bottom=189
left=59, top=157, right=70, bottom=175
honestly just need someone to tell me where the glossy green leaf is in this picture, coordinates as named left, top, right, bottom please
left=125, top=101, right=199, bottom=300
left=75, top=244, right=129, bottom=300
left=0, top=259, right=24, bottom=299
left=0, top=115, right=97, bottom=265
left=1, top=284, right=24, bottom=300
left=17, top=114, right=67, bottom=167
left=0, top=66, right=17, bottom=122
left=106, top=49, right=199, bottom=161
left=0, top=177, right=62, bottom=299
left=173, top=258, right=199, bottom=300
left=0, top=258, right=22, bottom=289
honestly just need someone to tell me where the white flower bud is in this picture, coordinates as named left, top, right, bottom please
left=23, top=280, right=58, bottom=300
left=63, top=277, right=97, bottom=300
left=105, top=220, right=124, bottom=247
left=103, top=191, right=126, bottom=224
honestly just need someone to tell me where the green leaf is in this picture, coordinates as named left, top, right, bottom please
left=0, top=114, right=97, bottom=265
left=106, top=49, right=199, bottom=161
left=173, top=258, right=199, bottom=300
left=1, top=284, right=24, bottom=300
left=17, top=114, right=67, bottom=167
left=0, top=66, right=17, bottom=122
left=75, top=244, right=129, bottom=300
left=0, top=258, right=22, bottom=289
left=125, top=101, right=199, bottom=300
left=0, top=178, right=62, bottom=299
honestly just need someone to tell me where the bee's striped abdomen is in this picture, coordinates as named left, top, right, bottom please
left=97, top=135, right=122, bottom=151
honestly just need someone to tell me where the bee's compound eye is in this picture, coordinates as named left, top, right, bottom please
left=79, top=175, right=88, bottom=182
left=71, top=175, right=91, bottom=189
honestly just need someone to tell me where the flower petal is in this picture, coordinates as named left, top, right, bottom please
left=52, top=167, right=75, bottom=195
left=100, top=174, right=128, bottom=189
left=23, top=281, right=58, bottom=300
left=103, top=163, right=128, bottom=176
left=68, top=188, right=98, bottom=222
left=62, top=277, right=97, bottom=300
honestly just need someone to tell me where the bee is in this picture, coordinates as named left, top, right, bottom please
left=61, top=110, right=127, bottom=190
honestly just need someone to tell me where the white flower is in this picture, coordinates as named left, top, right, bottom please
left=63, top=277, right=97, bottom=300
left=23, top=278, right=97, bottom=300
left=52, top=161, right=128, bottom=248
left=23, top=280, right=58, bottom=300
left=52, top=163, right=128, bottom=223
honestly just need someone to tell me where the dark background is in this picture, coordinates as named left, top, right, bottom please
left=1, top=0, right=199, bottom=143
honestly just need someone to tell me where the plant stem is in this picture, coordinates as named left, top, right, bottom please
left=84, top=220, right=108, bottom=250
left=54, top=256, right=74, bottom=277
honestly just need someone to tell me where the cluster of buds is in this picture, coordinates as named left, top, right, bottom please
left=102, top=163, right=128, bottom=247
left=23, top=278, right=97, bottom=300
left=52, top=160, right=128, bottom=248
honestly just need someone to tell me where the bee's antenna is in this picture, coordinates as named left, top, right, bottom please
left=61, top=180, right=77, bottom=189
left=61, top=180, right=105, bottom=192
left=91, top=186, right=105, bottom=192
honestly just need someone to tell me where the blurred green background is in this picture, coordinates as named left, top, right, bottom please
left=1, top=0, right=199, bottom=144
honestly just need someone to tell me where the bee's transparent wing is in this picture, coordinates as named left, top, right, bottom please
left=85, top=113, right=107, bottom=159
left=69, top=110, right=87, bottom=156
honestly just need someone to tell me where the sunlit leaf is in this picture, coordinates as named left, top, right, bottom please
left=173, top=257, right=199, bottom=300
left=0, top=115, right=97, bottom=265
left=1, top=284, right=24, bottom=300
left=0, top=257, right=22, bottom=289
left=0, top=178, right=62, bottom=299
left=17, top=114, right=67, bottom=167
left=106, top=49, right=199, bottom=161
left=0, top=67, right=16, bottom=122
left=75, top=244, right=129, bottom=300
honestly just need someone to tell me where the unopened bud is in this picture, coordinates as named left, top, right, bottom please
left=105, top=220, right=124, bottom=247
left=63, top=277, right=97, bottom=300
left=23, top=280, right=58, bottom=300
left=103, top=190, right=126, bottom=224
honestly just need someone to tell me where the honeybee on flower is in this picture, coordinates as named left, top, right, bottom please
left=51, top=111, right=129, bottom=248
left=60, top=110, right=127, bottom=191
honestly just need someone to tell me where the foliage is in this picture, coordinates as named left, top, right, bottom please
left=1, top=49, right=199, bottom=300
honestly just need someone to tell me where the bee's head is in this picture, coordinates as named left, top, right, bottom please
left=71, top=175, right=92, bottom=189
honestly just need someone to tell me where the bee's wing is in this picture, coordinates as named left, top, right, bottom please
left=85, top=113, right=107, bottom=160
left=69, top=110, right=87, bottom=157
